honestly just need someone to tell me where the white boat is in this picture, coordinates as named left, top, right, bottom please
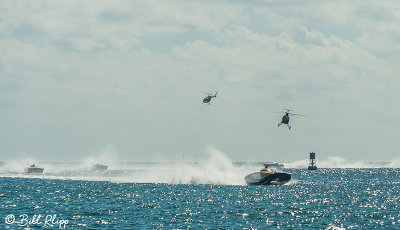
left=24, top=164, right=44, bottom=174
left=92, top=163, right=108, bottom=171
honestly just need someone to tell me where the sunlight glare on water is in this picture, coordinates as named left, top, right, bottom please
left=1, top=165, right=399, bottom=229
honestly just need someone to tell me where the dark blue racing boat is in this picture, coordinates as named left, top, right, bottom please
left=244, top=172, right=291, bottom=185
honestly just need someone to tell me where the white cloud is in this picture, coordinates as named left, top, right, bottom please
left=0, top=1, right=399, bottom=161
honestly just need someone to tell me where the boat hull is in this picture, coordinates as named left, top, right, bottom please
left=24, top=167, right=44, bottom=174
left=245, top=172, right=291, bottom=185
left=92, top=164, right=108, bottom=171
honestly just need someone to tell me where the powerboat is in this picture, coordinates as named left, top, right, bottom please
left=245, top=171, right=291, bottom=185
left=24, top=164, right=44, bottom=174
left=92, top=163, right=108, bottom=171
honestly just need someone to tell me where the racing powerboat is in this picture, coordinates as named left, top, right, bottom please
left=92, top=163, right=108, bottom=171
left=24, top=164, right=44, bottom=174
left=244, top=171, right=291, bottom=185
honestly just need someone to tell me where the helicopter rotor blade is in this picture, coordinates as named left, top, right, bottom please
left=290, top=113, right=305, bottom=117
left=201, top=91, right=216, bottom=96
left=276, top=109, right=291, bottom=113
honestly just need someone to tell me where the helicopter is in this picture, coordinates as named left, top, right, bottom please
left=278, top=109, right=304, bottom=129
left=202, top=92, right=217, bottom=105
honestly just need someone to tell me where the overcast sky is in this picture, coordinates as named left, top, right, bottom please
left=1, top=0, right=399, bottom=162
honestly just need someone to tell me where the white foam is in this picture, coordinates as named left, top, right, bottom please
left=387, top=158, right=400, bottom=168
left=285, top=156, right=396, bottom=168
left=3, top=150, right=398, bottom=185
left=0, top=146, right=259, bottom=185
left=126, top=146, right=255, bottom=185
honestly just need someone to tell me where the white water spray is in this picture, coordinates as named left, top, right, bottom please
left=131, top=146, right=254, bottom=185
left=285, top=156, right=397, bottom=168
left=0, top=146, right=258, bottom=185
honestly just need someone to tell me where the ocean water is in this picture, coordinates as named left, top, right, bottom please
left=1, top=160, right=400, bottom=229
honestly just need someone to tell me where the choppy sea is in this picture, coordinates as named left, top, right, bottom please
left=1, top=156, right=400, bottom=229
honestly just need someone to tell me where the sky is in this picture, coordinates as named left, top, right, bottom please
left=1, top=0, right=399, bottom=162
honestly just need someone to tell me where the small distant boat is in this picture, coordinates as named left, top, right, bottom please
left=24, top=164, right=44, bottom=174
left=92, top=163, right=108, bottom=171
left=245, top=172, right=291, bottom=185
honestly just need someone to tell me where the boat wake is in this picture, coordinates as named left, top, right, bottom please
left=285, top=157, right=399, bottom=168
left=2, top=149, right=398, bottom=185
left=0, top=146, right=258, bottom=186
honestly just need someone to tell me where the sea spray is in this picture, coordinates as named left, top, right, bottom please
left=4, top=150, right=397, bottom=184
left=0, top=158, right=38, bottom=173
left=132, top=146, right=254, bottom=185
left=387, top=157, right=400, bottom=168
left=170, top=146, right=245, bottom=185
left=82, top=143, right=119, bottom=170
left=285, top=157, right=388, bottom=168
left=317, top=157, right=376, bottom=168
left=285, top=159, right=308, bottom=169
